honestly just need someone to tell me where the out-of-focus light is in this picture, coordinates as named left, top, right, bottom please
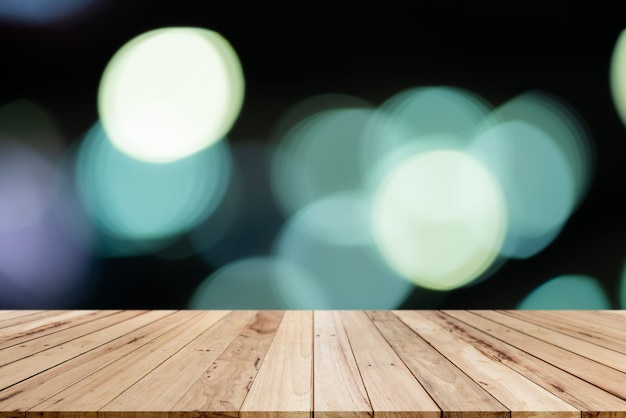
left=188, top=256, right=327, bottom=309
left=271, top=107, right=376, bottom=216
left=191, top=142, right=285, bottom=268
left=611, top=29, right=626, bottom=127
left=0, top=0, right=101, bottom=26
left=0, top=162, right=94, bottom=308
left=98, top=27, right=244, bottom=163
left=469, top=121, right=576, bottom=259
left=75, top=122, right=231, bottom=255
left=372, top=149, right=506, bottom=291
left=487, top=92, right=593, bottom=211
left=0, top=141, right=60, bottom=231
left=517, top=275, right=610, bottom=309
left=360, top=86, right=491, bottom=186
left=274, top=191, right=414, bottom=308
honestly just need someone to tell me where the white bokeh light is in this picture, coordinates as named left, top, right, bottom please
left=98, top=27, right=244, bottom=162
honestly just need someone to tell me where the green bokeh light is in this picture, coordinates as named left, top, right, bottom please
left=75, top=122, right=231, bottom=254
left=518, top=275, right=610, bottom=309
left=271, top=107, right=377, bottom=216
left=360, top=86, right=491, bottom=183
left=611, top=29, right=626, bottom=128
left=273, top=191, right=413, bottom=308
left=188, top=256, right=328, bottom=309
left=469, top=121, right=576, bottom=258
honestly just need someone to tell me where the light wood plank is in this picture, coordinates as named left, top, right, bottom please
left=240, top=310, right=312, bottom=418
left=340, top=310, right=440, bottom=418
left=314, top=311, right=371, bottom=418
left=100, top=311, right=281, bottom=417
left=0, top=311, right=42, bottom=327
left=368, top=310, right=509, bottom=418
left=0, top=310, right=147, bottom=391
left=0, top=311, right=111, bottom=350
left=475, top=310, right=626, bottom=373
left=394, top=311, right=579, bottom=418
left=171, top=311, right=284, bottom=416
left=0, top=311, right=191, bottom=415
left=0, top=311, right=71, bottom=331
left=454, top=310, right=626, bottom=402
left=0, top=311, right=124, bottom=368
left=28, top=311, right=229, bottom=417
left=431, top=310, right=626, bottom=418
left=503, top=310, right=626, bottom=354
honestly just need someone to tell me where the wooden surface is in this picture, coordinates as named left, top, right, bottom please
left=0, top=311, right=625, bottom=417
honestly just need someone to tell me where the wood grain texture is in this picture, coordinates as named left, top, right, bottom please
left=367, top=310, right=508, bottom=418
left=0, top=310, right=625, bottom=417
left=460, top=310, right=626, bottom=401
left=314, top=310, right=371, bottom=418
left=341, top=310, right=440, bottom=418
left=240, top=310, right=312, bottom=418
left=394, top=311, right=579, bottom=418
left=432, top=311, right=626, bottom=418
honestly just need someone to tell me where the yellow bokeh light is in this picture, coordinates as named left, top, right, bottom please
left=98, top=27, right=244, bottom=162
left=372, top=149, right=506, bottom=291
left=611, top=29, right=626, bottom=127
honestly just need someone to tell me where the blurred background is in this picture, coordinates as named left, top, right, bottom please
left=0, top=1, right=625, bottom=309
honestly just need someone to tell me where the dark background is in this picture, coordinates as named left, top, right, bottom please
left=0, top=2, right=625, bottom=308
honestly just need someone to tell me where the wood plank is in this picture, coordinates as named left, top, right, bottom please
left=27, top=311, right=229, bottom=417
left=171, top=311, right=284, bottom=416
left=475, top=310, right=626, bottom=373
left=313, top=311, right=371, bottom=418
left=100, top=311, right=281, bottom=417
left=240, top=310, right=312, bottom=418
left=0, top=310, right=147, bottom=390
left=0, top=311, right=111, bottom=350
left=394, top=311, right=579, bottom=418
left=0, top=311, right=123, bottom=368
left=0, top=311, right=42, bottom=327
left=340, top=310, right=440, bottom=418
left=477, top=310, right=626, bottom=368
left=451, top=310, right=626, bottom=402
left=0, top=311, right=191, bottom=416
left=0, top=311, right=71, bottom=331
left=503, top=310, right=626, bottom=354
left=367, top=310, right=508, bottom=418
left=429, top=310, right=626, bottom=418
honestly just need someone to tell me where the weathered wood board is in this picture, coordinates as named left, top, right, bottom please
left=0, top=310, right=624, bottom=417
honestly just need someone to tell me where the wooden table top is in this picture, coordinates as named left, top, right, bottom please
left=0, top=310, right=625, bottom=417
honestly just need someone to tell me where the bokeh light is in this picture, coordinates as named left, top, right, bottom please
left=188, top=256, right=327, bottom=309
left=469, top=121, right=575, bottom=258
left=611, top=29, right=626, bottom=127
left=372, top=149, right=506, bottom=291
left=271, top=107, right=376, bottom=216
left=0, top=141, right=60, bottom=231
left=0, top=0, right=101, bottom=26
left=0, top=149, right=94, bottom=308
left=273, top=191, right=413, bottom=308
left=191, top=142, right=285, bottom=268
left=98, top=27, right=244, bottom=162
left=75, top=122, right=231, bottom=256
left=469, top=92, right=593, bottom=259
left=487, top=92, right=593, bottom=210
left=517, top=275, right=610, bottom=309
left=360, top=86, right=491, bottom=186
